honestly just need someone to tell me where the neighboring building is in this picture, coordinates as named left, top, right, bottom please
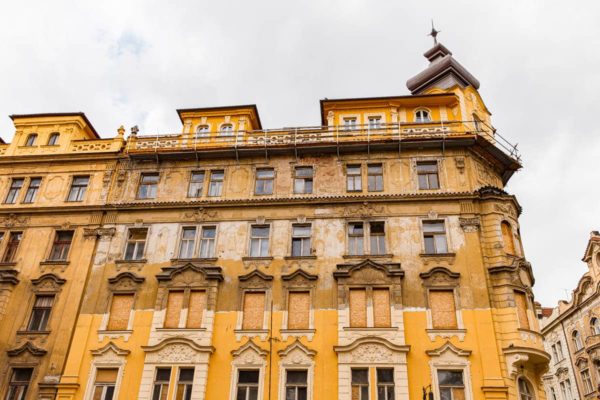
left=540, top=231, right=600, bottom=400
left=1, top=37, right=549, bottom=400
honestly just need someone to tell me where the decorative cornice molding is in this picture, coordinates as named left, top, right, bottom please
left=334, top=259, right=403, bottom=279
left=7, top=341, right=47, bottom=357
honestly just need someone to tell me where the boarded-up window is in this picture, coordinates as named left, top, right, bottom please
left=186, top=291, right=206, bottom=328
left=515, top=291, right=530, bottom=329
left=430, top=290, right=457, bottom=329
left=242, top=292, right=265, bottom=330
left=288, top=291, right=310, bottom=330
left=373, top=289, right=391, bottom=328
left=164, top=291, right=184, bottom=328
left=92, top=368, right=118, bottom=400
left=107, top=294, right=134, bottom=331
left=501, top=222, right=515, bottom=255
left=349, top=289, right=367, bottom=328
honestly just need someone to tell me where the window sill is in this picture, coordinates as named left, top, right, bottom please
left=114, top=259, right=147, bottom=264
left=426, top=328, right=466, bottom=341
left=40, top=260, right=70, bottom=266
left=156, top=327, right=206, bottom=332
left=65, top=200, right=84, bottom=203
left=342, top=254, right=393, bottom=259
left=242, top=256, right=273, bottom=261
left=343, top=327, right=398, bottom=331
left=171, top=257, right=218, bottom=263
left=280, top=328, right=315, bottom=334
left=98, top=329, right=133, bottom=334
left=419, top=252, right=456, bottom=258
left=16, top=330, right=51, bottom=335
left=234, top=329, right=269, bottom=341
left=0, top=261, right=18, bottom=267
left=284, top=255, right=317, bottom=260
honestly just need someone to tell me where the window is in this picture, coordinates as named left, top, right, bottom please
left=107, top=293, right=134, bottom=331
left=187, top=291, right=206, bottom=329
left=430, top=290, right=458, bottom=329
left=423, top=221, right=448, bottom=254
left=368, top=116, right=382, bottom=130
left=219, top=124, right=234, bottom=137
left=346, top=165, right=362, bottom=192
left=124, top=228, right=147, bottom=260
left=437, top=370, right=465, bottom=400
left=67, top=176, right=89, bottom=202
left=572, top=330, right=583, bottom=351
left=152, top=367, right=171, bottom=400
left=5, top=178, right=24, bottom=204
left=415, top=109, right=431, bottom=123
left=27, top=295, right=54, bottom=331
left=255, top=169, right=275, bottom=195
left=187, top=171, right=205, bottom=198
left=518, top=377, right=535, bottom=400
left=242, top=291, right=265, bottom=330
left=195, top=125, right=209, bottom=138
left=343, top=117, right=358, bottom=131
left=348, top=220, right=387, bottom=256
left=549, top=387, right=557, bottom=400
left=137, top=173, right=159, bottom=199
left=376, top=368, right=394, bottom=400
left=164, top=291, right=184, bottom=328
left=287, top=291, right=310, bottom=330
left=291, top=224, right=311, bottom=257
left=351, top=369, right=369, bottom=400
left=236, top=370, right=259, bottom=400
left=249, top=225, right=270, bottom=257
left=49, top=230, right=73, bottom=261
left=25, top=133, right=37, bottom=146
left=556, top=341, right=564, bottom=360
left=367, top=164, right=383, bottom=192
left=369, top=222, right=386, bottom=255
left=417, top=161, right=439, bottom=190
left=294, top=167, right=313, bottom=194
left=551, top=344, right=558, bottom=361
left=560, top=381, right=569, bottom=400
left=23, top=177, right=41, bottom=203
left=373, top=288, right=391, bottom=328
left=581, top=368, right=593, bottom=394
left=349, top=289, right=367, bottom=328
left=285, top=370, right=307, bottom=400
left=514, top=291, right=530, bottom=330
left=164, top=289, right=206, bottom=329
left=501, top=222, right=515, bottom=255
left=179, top=227, right=197, bottom=259
left=92, top=368, right=118, bottom=400
left=47, top=132, right=60, bottom=145
left=348, top=223, right=365, bottom=256
left=208, top=170, right=224, bottom=197
left=592, top=317, right=600, bottom=335
left=3, top=232, right=22, bottom=263
left=6, top=368, right=33, bottom=400
left=199, top=226, right=216, bottom=258
left=176, top=368, right=194, bottom=400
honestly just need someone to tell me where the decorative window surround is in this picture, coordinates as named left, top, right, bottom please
left=230, top=340, right=268, bottom=400
left=427, top=342, right=474, bottom=400
left=235, top=270, right=273, bottom=341
left=281, top=269, right=318, bottom=341
left=82, top=342, right=129, bottom=400
left=277, top=340, right=316, bottom=400
left=98, top=272, right=145, bottom=342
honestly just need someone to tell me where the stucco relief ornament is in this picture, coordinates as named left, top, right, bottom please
left=350, top=344, right=393, bottom=363
left=0, top=213, right=29, bottom=227
left=344, top=202, right=385, bottom=218
left=185, top=207, right=217, bottom=222
left=459, top=217, right=480, bottom=232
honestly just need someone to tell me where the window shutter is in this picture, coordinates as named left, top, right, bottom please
left=186, top=291, right=206, bottom=328
left=373, top=288, right=391, bottom=327
left=107, top=294, right=134, bottom=330
left=515, top=291, right=530, bottom=329
left=242, top=292, right=265, bottom=330
left=287, top=291, right=310, bottom=330
left=164, top=291, right=184, bottom=328
left=349, top=289, right=367, bottom=328
left=430, top=290, right=458, bottom=329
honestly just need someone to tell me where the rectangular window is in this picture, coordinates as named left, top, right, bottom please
left=249, top=225, right=270, bottom=257
left=349, top=289, right=367, bottom=328
left=199, top=226, right=216, bottom=258
left=581, top=369, right=593, bottom=394
left=343, top=117, right=358, bottom=131
left=6, top=368, right=33, bottom=400
left=351, top=369, right=369, bottom=400
left=67, top=175, right=90, bottom=202
left=23, top=177, right=41, bottom=203
left=437, top=370, right=465, bottom=400
left=348, top=222, right=365, bottom=256
left=291, top=224, right=311, bottom=257
left=557, top=341, right=564, bottom=360
left=376, top=368, right=394, bottom=400
left=124, top=228, right=147, bottom=260
left=369, top=222, right=386, bottom=255
left=242, top=292, right=265, bottom=330
left=423, top=221, right=448, bottom=254
left=187, top=171, right=205, bottom=198
left=186, top=291, right=206, bottom=329
left=137, top=173, right=159, bottom=199
left=514, top=291, right=530, bottom=330
left=551, top=344, right=558, bottom=360
left=346, top=165, right=362, bottom=192
left=107, top=293, right=134, bottom=331
left=287, top=291, right=310, bottom=330
left=285, top=370, right=308, bottom=400
left=255, top=169, right=274, bottom=195
left=294, top=167, right=313, bottom=194
left=3, top=231, right=22, bottom=263
left=5, top=178, right=24, bottom=204
left=164, top=291, right=184, bottom=328
left=49, top=230, right=74, bottom=261
left=430, top=290, right=458, bottom=330
left=176, top=368, right=194, bottom=400
left=208, top=170, right=224, bottom=197
left=236, top=370, right=259, bottom=400
left=92, top=368, right=118, bottom=400
left=368, top=116, right=382, bottom=130
left=179, top=227, right=197, bottom=259
left=417, top=162, right=440, bottom=190
left=27, top=295, right=55, bottom=331
left=373, top=289, right=391, bottom=328
left=367, top=164, right=383, bottom=192
left=152, top=367, right=171, bottom=400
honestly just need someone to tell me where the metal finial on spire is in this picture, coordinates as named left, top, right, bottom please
left=428, top=20, right=440, bottom=45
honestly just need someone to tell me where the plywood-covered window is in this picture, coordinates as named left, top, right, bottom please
left=373, top=288, right=391, bottom=328
left=242, top=291, right=266, bottom=330
left=430, top=290, right=458, bottom=330
left=514, top=291, right=530, bottom=330
left=287, top=291, right=310, bottom=330
left=92, top=368, right=118, bottom=400
left=107, top=293, right=134, bottom=331
left=501, top=221, right=516, bottom=255
left=349, top=289, right=367, bottom=328
left=164, top=291, right=184, bottom=328
left=187, top=290, right=206, bottom=329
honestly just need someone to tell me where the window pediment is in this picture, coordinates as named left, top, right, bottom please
left=426, top=341, right=471, bottom=358
left=31, top=273, right=66, bottom=292
left=231, top=339, right=268, bottom=366
left=7, top=341, right=47, bottom=357
left=91, top=341, right=131, bottom=358
left=282, top=269, right=317, bottom=287
left=334, top=259, right=403, bottom=283
left=420, top=267, right=460, bottom=287
left=108, top=272, right=145, bottom=291
left=239, top=269, right=273, bottom=289
left=278, top=339, right=316, bottom=364
left=142, top=337, right=214, bottom=364
left=156, top=263, right=223, bottom=285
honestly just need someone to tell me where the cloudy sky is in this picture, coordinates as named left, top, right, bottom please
left=1, top=1, right=599, bottom=306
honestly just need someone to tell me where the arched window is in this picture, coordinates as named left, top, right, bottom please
left=47, top=132, right=60, bottom=145
left=501, top=221, right=516, bottom=255
left=572, top=330, right=583, bottom=351
left=25, top=133, right=38, bottom=146
left=591, top=317, right=600, bottom=335
left=415, top=109, right=431, bottom=123
left=219, top=124, right=233, bottom=136
left=518, top=377, right=535, bottom=400
left=195, top=125, right=209, bottom=138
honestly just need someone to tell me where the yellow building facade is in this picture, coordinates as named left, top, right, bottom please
left=0, top=41, right=549, bottom=400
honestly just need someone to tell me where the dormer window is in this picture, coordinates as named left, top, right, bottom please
left=47, top=132, right=60, bottom=145
left=219, top=124, right=234, bottom=136
left=25, top=134, right=38, bottom=146
left=195, top=125, right=210, bottom=138
left=415, top=109, right=431, bottom=123
left=343, top=118, right=358, bottom=131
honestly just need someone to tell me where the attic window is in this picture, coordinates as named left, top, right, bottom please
left=25, top=133, right=38, bottom=146
left=47, top=132, right=60, bottom=145
left=195, top=125, right=209, bottom=138
left=415, top=109, right=431, bottom=123
left=219, top=124, right=234, bottom=136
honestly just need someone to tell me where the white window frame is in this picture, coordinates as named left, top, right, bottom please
left=421, top=218, right=451, bottom=255
left=122, top=227, right=149, bottom=261
left=414, top=108, right=432, bottom=123
left=177, top=226, right=198, bottom=259
left=248, top=224, right=271, bottom=258
left=431, top=364, right=473, bottom=400
left=346, top=221, right=388, bottom=256
left=199, top=225, right=218, bottom=259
